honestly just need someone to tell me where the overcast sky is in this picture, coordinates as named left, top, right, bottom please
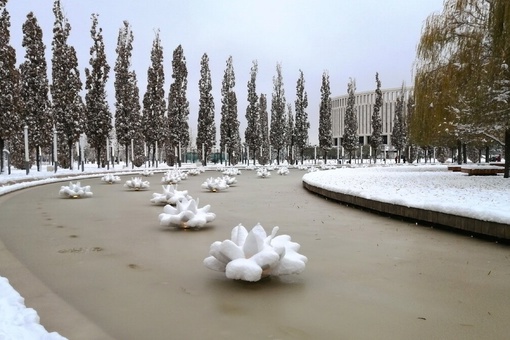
left=7, top=0, right=444, bottom=145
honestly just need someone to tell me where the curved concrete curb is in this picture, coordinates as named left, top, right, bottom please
left=303, top=181, right=510, bottom=241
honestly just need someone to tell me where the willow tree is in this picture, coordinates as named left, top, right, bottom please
left=413, top=0, right=494, bottom=164
left=488, top=0, right=510, bottom=177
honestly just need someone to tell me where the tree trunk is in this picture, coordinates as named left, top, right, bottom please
left=67, top=140, right=73, bottom=170
left=457, top=140, right=462, bottom=165
left=485, top=146, right=490, bottom=163
left=462, top=143, right=467, bottom=164
left=125, top=144, right=129, bottom=168
left=0, top=138, right=4, bottom=173
left=36, top=146, right=41, bottom=171
left=504, top=128, right=509, bottom=179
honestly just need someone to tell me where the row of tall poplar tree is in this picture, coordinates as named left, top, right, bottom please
left=0, top=0, right=339, bottom=172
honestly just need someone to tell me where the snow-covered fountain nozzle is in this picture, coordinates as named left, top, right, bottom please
left=204, top=223, right=307, bottom=282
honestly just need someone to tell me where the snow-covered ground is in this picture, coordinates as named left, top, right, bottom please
left=1, top=161, right=509, bottom=338
left=303, top=164, right=510, bottom=225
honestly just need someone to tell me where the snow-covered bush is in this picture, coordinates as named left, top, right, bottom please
left=204, top=223, right=307, bottom=282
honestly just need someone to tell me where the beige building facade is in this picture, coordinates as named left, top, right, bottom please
left=331, top=86, right=413, bottom=150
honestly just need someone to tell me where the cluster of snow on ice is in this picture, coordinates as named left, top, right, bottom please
left=124, top=177, right=150, bottom=190
left=159, top=197, right=216, bottom=228
left=150, top=184, right=192, bottom=205
left=58, top=181, right=93, bottom=198
left=0, top=277, right=67, bottom=340
left=204, top=223, right=307, bottom=282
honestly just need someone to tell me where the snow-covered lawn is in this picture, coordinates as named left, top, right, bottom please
left=302, top=164, right=510, bottom=225
left=1, top=162, right=509, bottom=338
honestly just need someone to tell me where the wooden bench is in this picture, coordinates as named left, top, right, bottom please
left=461, top=167, right=504, bottom=176
left=447, top=165, right=462, bottom=172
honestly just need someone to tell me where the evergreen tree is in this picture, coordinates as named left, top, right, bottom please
left=20, top=12, right=51, bottom=171
left=258, top=93, right=269, bottom=165
left=114, top=21, right=136, bottom=165
left=196, top=53, right=215, bottom=166
left=370, top=72, right=383, bottom=162
left=85, top=13, right=111, bottom=168
left=269, top=63, right=286, bottom=165
left=51, top=0, right=84, bottom=169
left=128, top=70, right=143, bottom=166
left=244, top=60, right=260, bottom=165
left=0, top=0, right=19, bottom=172
left=219, top=56, right=240, bottom=165
left=286, top=103, right=296, bottom=164
left=318, top=70, right=332, bottom=162
left=294, top=69, right=309, bottom=164
left=167, top=44, right=189, bottom=166
left=406, top=91, right=417, bottom=163
left=391, top=84, right=407, bottom=162
left=342, top=78, right=358, bottom=162
left=142, top=31, right=166, bottom=166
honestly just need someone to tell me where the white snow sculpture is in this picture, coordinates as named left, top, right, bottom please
left=124, top=177, right=150, bottom=190
left=161, top=170, right=185, bottom=184
left=187, top=168, right=202, bottom=176
left=140, top=169, right=154, bottom=177
left=150, top=185, right=192, bottom=205
left=59, top=181, right=93, bottom=198
left=257, top=167, right=271, bottom=178
left=101, top=174, right=121, bottom=184
left=201, top=177, right=229, bottom=192
left=277, top=167, right=289, bottom=176
left=158, top=197, right=216, bottom=229
left=222, top=175, right=237, bottom=186
left=223, top=168, right=241, bottom=176
left=204, top=223, right=308, bottom=282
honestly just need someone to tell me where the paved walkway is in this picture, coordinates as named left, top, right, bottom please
left=1, top=169, right=509, bottom=339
